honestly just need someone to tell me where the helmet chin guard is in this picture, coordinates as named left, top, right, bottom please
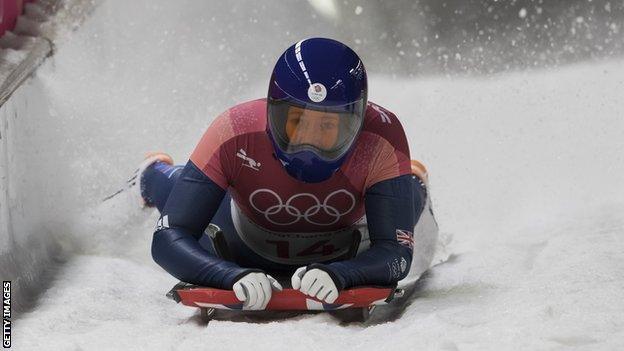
left=268, top=133, right=350, bottom=183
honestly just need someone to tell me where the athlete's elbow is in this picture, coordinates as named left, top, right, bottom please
left=151, top=230, right=191, bottom=283
left=398, top=254, right=413, bottom=281
left=387, top=243, right=414, bottom=283
left=151, top=229, right=184, bottom=270
left=151, top=230, right=169, bottom=267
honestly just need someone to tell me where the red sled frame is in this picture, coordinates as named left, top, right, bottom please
left=167, top=282, right=404, bottom=320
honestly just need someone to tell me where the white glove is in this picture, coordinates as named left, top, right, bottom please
left=291, top=267, right=339, bottom=303
left=233, top=272, right=283, bottom=310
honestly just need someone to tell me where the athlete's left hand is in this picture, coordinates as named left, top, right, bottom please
left=291, top=266, right=339, bottom=303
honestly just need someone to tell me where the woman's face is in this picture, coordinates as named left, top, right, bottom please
left=285, top=106, right=340, bottom=150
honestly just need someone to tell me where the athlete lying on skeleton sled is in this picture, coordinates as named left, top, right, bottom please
left=131, top=38, right=438, bottom=313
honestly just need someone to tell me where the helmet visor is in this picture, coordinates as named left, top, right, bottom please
left=268, top=98, right=364, bottom=161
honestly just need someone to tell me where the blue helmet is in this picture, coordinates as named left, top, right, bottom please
left=267, top=38, right=368, bottom=183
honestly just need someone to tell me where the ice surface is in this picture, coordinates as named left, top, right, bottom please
left=11, top=0, right=624, bottom=349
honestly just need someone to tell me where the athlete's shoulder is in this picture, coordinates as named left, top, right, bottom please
left=190, top=99, right=267, bottom=187
left=343, top=101, right=411, bottom=188
left=211, top=98, right=267, bottom=137
left=364, top=100, right=399, bottom=119
left=361, top=101, right=408, bottom=151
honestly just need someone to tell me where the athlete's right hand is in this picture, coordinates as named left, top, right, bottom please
left=232, top=272, right=283, bottom=310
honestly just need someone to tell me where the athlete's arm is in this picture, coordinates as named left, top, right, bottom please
left=151, top=160, right=257, bottom=289
left=310, top=174, right=426, bottom=289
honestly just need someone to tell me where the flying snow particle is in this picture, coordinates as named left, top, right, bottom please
left=519, top=8, right=527, bottom=19
left=609, top=23, right=619, bottom=34
left=355, top=6, right=363, bottom=15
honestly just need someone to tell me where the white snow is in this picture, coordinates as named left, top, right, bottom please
left=519, top=8, right=527, bottom=19
left=11, top=0, right=624, bottom=350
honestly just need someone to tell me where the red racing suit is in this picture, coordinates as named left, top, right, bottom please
left=151, top=99, right=429, bottom=290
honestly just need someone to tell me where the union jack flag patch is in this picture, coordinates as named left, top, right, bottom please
left=396, top=229, right=414, bottom=250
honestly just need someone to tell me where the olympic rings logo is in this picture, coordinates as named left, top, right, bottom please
left=248, top=189, right=356, bottom=226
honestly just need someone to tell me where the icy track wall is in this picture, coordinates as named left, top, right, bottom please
left=0, top=1, right=52, bottom=314
left=0, top=77, right=57, bottom=313
left=0, top=0, right=95, bottom=313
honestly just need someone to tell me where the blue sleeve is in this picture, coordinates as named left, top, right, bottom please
left=151, top=160, right=256, bottom=289
left=311, top=174, right=426, bottom=289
